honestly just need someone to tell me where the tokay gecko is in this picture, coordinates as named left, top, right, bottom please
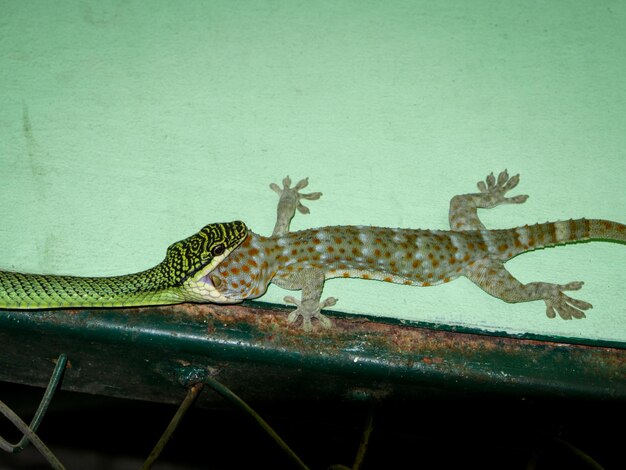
left=1, top=171, right=624, bottom=331
left=211, top=170, right=625, bottom=330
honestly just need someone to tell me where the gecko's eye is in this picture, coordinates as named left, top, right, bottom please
left=211, top=244, right=226, bottom=256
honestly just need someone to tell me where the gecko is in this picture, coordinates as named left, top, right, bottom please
left=210, top=170, right=625, bottom=330
left=1, top=171, right=624, bottom=331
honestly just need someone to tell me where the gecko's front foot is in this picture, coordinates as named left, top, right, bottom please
left=543, top=281, right=593, bottom=320
left=270, top=176, right=323, bottom=237
left=284, top=296, right=337, bottom=331
left=270, top=176, right=322, bottom=215
left=477, top=170, right=529, bottom=208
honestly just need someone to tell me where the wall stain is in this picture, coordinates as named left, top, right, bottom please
left=21, top=100, right=43, bottom=178
left=82, top=0, right=128, bottom=27
left=21, top=100, right=53, bottom=269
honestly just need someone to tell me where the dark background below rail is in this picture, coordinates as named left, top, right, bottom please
left=1, top=381, right=624, bottom=470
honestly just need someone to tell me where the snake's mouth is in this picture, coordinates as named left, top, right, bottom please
left=182, top=247, right=242, bottom=303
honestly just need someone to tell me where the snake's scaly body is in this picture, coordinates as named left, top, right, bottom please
left=0, top=221, right=248, bottom=309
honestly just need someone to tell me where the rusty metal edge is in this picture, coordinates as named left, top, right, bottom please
left=0, top=302, right=624, bottom=401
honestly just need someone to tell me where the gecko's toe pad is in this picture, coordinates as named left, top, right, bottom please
left=544, top=282, right=592, bottom=320
left=477, top=170, right=528, bottom=207
left=284, top=296, right=336, bottom=331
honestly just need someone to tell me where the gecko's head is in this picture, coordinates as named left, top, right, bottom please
left=162, top=221, right=248, bottom=289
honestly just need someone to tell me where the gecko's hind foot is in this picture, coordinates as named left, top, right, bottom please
left=284, top=295, right=336, bottom=331
left=270, top=176, right=322, bottom=215
left=477, top=170, right=529, bottom=207
left=544, top=281, right=593, bottom=320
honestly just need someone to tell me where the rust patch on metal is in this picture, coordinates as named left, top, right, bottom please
left=138, top=302, right=626, bottom=373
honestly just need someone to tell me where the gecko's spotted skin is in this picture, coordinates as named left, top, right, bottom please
left=206, top=173, right=625, bottom=330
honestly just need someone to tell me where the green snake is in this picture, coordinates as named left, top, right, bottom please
left=0, top=221, right=248, bottom=309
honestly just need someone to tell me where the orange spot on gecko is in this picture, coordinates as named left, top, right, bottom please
left=422, top=282, right=431, bottom=287
left=412, top=260, right=422, bottom=268
left=383, top=276, right=393, bottom=282
left=334, top=237, right=342, bottom=244
left=498, top=244, right=508, bottom=252
left=342, top=272, right=350, bottom=278
left=291, top=249, right=298, bottom=255
left=374, top=249, right=382, bottom=257
left=247, top=258, right=258, bottom=268
left=230, top=267, right=240, bottom=275
left=312, top=237, right=321, bottom=244
left=362, top=274, right=371, bottom=280
left=327, top=246, right=335, bottom=253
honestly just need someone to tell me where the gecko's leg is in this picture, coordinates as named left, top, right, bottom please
left=449, top=170, right=529, bottom=231
left=280, top=268, right=337, bottom=331
left=269, top=178, right=335, bottom=330
left=464, top=258, right=592, bottom=319
left=270, top=176, right=322, bottom=237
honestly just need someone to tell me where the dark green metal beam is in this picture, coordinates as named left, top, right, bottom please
left=0, top=302, right=624, bottom=403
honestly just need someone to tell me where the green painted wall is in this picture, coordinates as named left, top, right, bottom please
left=1, top=1, right=624, bottom=342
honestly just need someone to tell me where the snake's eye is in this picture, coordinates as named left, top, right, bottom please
left=211, top=244, right=226, bottom=256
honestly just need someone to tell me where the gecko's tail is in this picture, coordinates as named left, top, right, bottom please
left=509, top=219, right=626, bottom=255
left=588, top=219, right=626, bottom=242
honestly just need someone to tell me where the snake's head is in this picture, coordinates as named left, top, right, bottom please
left=162, top=221, right=249, bottom=301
